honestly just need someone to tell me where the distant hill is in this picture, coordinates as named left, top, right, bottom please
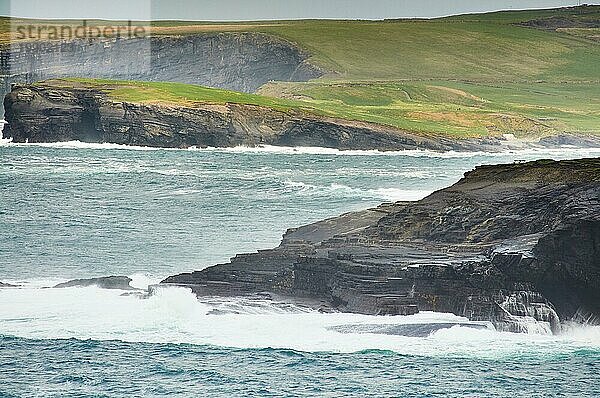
left=1, top=6, right=598, bottom=139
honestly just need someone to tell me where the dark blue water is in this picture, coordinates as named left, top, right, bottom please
left=1, top=142, right=599, bottom=397
left=1, top=337, right=599, bottom=398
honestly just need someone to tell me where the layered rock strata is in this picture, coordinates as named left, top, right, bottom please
left=162, top=158, right=600, bottom=333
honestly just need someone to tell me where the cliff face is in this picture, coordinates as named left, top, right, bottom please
left=162, top=158, right=600, bottom=333
left=0, top=33, right=322, bottom=116
left=3, top=81, right=484, bottom=151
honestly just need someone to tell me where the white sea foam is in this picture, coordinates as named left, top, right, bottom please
left=332, top=167, right=438, bottom=178
left=284, top=180, right=432, bottom=201
left=368, top=187, right=431, bottom=202
left=559, top=322, right=600, bottom=344
left=170, top=188, right=202, bottom=196
left=3, top=140, right=164, bottom=151
left=0, top=280, right=597, bottom=357
left=191, top=144, right=600, bottom=159
left=4, top=140, right=600, bottom=159
left=129, top=273, right=163, bottom=290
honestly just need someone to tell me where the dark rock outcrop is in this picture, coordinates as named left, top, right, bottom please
left=0, top=281, right=18, bottom=288
left=3, top=80, right=504, bottom=151
left=53, top=276, right=136, bottom=290
left=0, top=32, right=322, bottom=116
left=162, top=158, right=600, bottom=333
left=519, top=14, right=600, bottom=31
left=517, top=6, right=600, bottom=41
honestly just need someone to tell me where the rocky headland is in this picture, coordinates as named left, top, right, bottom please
left=5, top=80, right=598, bottom=151
left=162, top=158, right=600, bottom=333
left=0, top=80, right=484, bottom=151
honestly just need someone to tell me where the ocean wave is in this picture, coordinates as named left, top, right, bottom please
left=192, top=144, right=600, bottom=159
left=0, top=137, right=12, bottom=146
left=128, top=273, right=163, bottom=290
left=4, top=140, right=600, bottom=159
left=560, top=323, right=600, bottom=345
left=1, top=278, right=598, bottom=358
left=332, top=167, right=439, bottom=178
left=169, top=188, right=203, bottom=196
left=2, top=140, right=165, bottom=151
left=284, top=180, right=431, bottom=201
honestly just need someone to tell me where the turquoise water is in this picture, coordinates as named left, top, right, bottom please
left=1, top=337, right=598, bottom=397
left=1, top=142, right=599, bottom=397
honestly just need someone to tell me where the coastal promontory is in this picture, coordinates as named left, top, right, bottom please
left=5, top=79, right=600, bottom=151
left=162, top=158, right=600, bottom=333
left=2, top=79, right=504, bottom=151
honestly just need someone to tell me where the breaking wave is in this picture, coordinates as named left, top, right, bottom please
left=0, top=278, right=598, bottom=358
left=3, top=140, right=600, bottom=159
left=283, top=180, right=431, bottom=201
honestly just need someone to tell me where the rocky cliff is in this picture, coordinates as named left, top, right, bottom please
left=3, top=80, right=497, bottom=151
left=162, top=158, right=600, bottom=333
left=0, top=32, right=322, bottom=116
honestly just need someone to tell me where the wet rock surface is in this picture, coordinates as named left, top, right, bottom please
left=330, top=322, right=492, bottom=337
left=163, top=158, right=600, bottom=333
left=54, top=276, right=137, bottom=290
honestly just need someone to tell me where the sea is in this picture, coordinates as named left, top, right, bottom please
left=1, top=140, right=599, bottom=397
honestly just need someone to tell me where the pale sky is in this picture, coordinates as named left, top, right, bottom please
left=2, top=0, right=590, bottom=21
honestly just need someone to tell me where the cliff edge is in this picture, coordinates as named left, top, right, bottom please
left=2, top=80, right=503, bottom=151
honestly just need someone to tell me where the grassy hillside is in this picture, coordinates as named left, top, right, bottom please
left=5, top=6, right=600, bottom=138
left=150, top=5, right=600, bottom=83
left=3, top=6, right=599, bottom=82
left=250, top=6, right=600, bottom=137
left=253, top=19, right=599, bottom=82
left=259, top=80, right=600, bottom=137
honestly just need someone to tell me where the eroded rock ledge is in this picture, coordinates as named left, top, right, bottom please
left=162, top=158, right=600, bottom=333
left=5, top=80, right=588, bottom=151
left=0, top=80, right=472, bottom=151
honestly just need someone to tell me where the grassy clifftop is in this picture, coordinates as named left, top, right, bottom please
left=53, top=77, right=598, bottom=139
left=5, top=6, right=600, bottom=138
left=60, top=79, right=304, bottom=112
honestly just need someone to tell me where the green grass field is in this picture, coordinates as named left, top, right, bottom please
left=253, top=19, right=599, bottom=83
left=63, top=79, right=304, bottom=112
left=7, top=6, right=600, bottom=138
left=55, top=76, right=598, bottom=139
left=258, top=80, right=600, bottom=137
